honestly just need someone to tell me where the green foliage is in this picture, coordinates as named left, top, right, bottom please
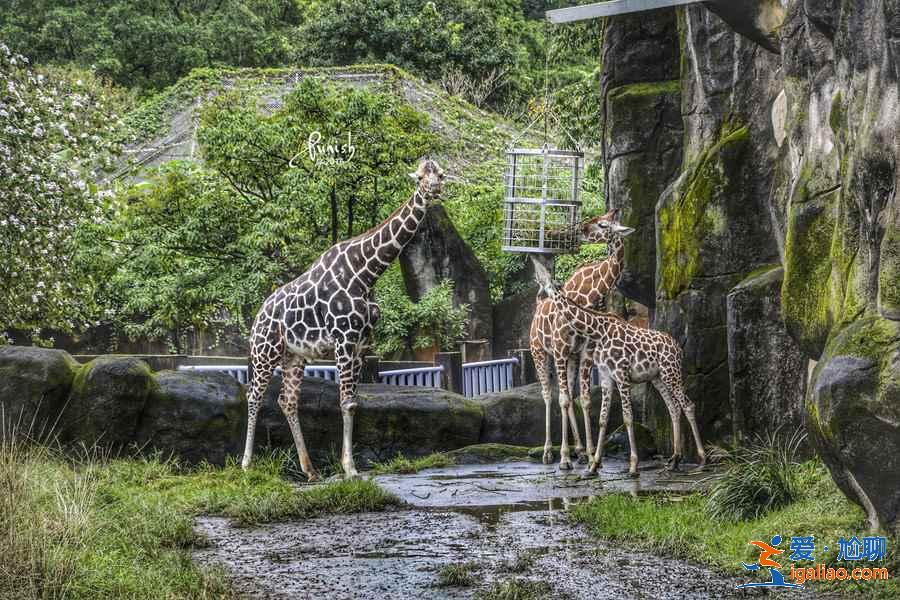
left=571, top=461, right=898, bottom=598
left=369, top=452, right=456, bottom=475
left=0, top=0, right=306, bottom=93
left=296, top=0, right=544, bottom=110
left=706, top=428, right=808, bottom=522
left=374, top=269, right=470, bottom=357
left=91, top=79, right=433, bottom=351
left=0, top=47, right=123, bottom=338
left=0, top=439, right=399, bottom=599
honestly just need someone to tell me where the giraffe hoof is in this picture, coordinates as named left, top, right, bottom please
left=558, top=460, right=573, bottom=471
left=306, top=471, right=321, bottom=483
left=587, top=461, right=600, bottom=475
left=542, top=449, right=554, bottom=465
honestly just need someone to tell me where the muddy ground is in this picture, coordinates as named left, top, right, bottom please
left=194, top=459, right=808, bottom=599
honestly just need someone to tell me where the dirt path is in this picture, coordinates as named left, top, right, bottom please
left=193, top=460, right=788, bottom=599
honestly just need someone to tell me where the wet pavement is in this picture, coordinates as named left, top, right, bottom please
left=193, top=459, right=801, bottom=599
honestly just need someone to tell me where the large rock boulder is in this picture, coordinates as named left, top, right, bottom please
left=62, top=357, right=157, bottom=448
left=399, top=203, right=493, bottom=352
left=0, top=346, right=78, bottom=439
left=255, top=375, right=483, bottom=464
left=653, top=5, right=784, bottom=443
left=601, top=8, right=683, bottom=308
left=137, top=370, right=245, bottom=465
left=727, top=266, right=807, bottom=442
left=806, top=317, right=900, bottom=533
left=472, top=383, right=564, bottom=447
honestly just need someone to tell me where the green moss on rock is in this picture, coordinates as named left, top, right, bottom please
left=781, top=183, right=838, bottom=355
left=658, top=124, right=749, bottom=298
left=879, top=223, right=900, bottom=318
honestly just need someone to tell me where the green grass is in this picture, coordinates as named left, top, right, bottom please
left=369, top=452, right=456, bottom=475
left=1, top=441, right=400, bottom=599
left=571, top=462, right=898, bottom=599
left=475, top=578, right=551, bottom=600
left=436, top=562, right=479, bottom=587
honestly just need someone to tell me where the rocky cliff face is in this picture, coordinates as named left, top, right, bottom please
left=604, top=0, right=899, bottom=532
left=399, top=203, right=494, bottom=353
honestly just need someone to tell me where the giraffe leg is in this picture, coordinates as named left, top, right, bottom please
left=566, top=356, right=586, bottom=462
left=678, top=388, right=706, bottom=470
left=278, top=354, right=319, bottom=481
left=588, top=379, right=613, bottom=475
left=336, top=345, right=362, bottom=480
left=618, top=379, right=639, bottom=478
left=578, top=355, right=594, bottom=465
left=555, top=358, right=573, bottom=471
left=533, top=348, right=555, bottom=465
left=652, top=378, right=683, bottom=472
left=242, top=355, right=275, bottom=471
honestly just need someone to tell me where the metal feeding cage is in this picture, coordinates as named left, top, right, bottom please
left=502, top=147, right=584, bottom=254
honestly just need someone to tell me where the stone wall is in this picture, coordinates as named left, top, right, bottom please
left=603, top=0, right=899, bottom=531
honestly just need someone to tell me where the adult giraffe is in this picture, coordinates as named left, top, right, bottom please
left=530, top=209, right=634, bottom=467
left=242, top=160, right=445, bottom=480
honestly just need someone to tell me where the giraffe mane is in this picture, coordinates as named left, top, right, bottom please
left=558, top=293, right=626, bottom=322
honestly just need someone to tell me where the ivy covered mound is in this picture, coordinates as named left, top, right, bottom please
left=0, top=347, right=586, bottom=466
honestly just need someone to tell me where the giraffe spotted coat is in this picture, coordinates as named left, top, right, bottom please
left=242, top=160, right=445, bottom=480
left=530, top=209, right=634, bottom=467
left=533, top=261, right=706, bottom=476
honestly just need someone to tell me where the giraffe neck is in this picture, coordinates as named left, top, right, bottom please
left=554, top=292, right=616, bottom=338
left=607, top=236, right=625, bottom=273
left=356, top=188, right=428, bottom=280
left=567, top=235, right=627, bottom=307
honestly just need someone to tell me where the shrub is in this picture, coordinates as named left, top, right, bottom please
left=706, top=428, right=808, bottom=522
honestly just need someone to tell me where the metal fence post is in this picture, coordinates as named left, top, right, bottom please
left=362, top=355, right=380, bottom=383
left=433, top=352, right=463, bottom=395
left=508, top=348, right=536, bottom=385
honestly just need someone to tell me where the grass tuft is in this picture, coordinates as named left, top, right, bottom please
left=706, top=428, right=808, bottom=522
left=436, top=562, right=479, bottom=587
left=0, top=435, right=400, bottom=599
left=475, top=578, right=551, bottom=600
left=369, top=452, right=455, bottom=475
left=571, top=459, right=898, bottom=599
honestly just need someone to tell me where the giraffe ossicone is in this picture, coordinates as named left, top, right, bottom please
left=242, top=159, right=445, bottom=480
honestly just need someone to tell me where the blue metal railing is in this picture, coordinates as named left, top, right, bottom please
left=378, top=366, right=443, bottom=388
left=461, top=357, right=518, bottom=398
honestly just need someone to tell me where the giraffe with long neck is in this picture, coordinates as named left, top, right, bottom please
left=242, top=160, right=445, bottom=480
left=529, top=209, right=635, bottom=468
left=533, top=260, right=707, bottom=476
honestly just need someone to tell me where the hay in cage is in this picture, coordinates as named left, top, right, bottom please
left=502, top=147, right=584, bottom=254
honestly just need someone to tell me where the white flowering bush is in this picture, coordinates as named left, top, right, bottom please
left=0, top=44, right=121, bottom=340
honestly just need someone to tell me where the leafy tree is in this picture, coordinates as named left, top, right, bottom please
left=0, top=45, right=121, bottom=341
left=92, top=79, right=435, bottom=351
left=297, top=0, right=544, bottom=110
left=373, top=267, right=469, bottom=358
left=0, top=0, right=305, bottom=92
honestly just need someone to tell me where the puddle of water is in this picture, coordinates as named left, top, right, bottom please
left=193, top=460, right=770, bottom=600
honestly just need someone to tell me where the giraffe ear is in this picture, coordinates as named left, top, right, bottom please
left=409, top=172, right=418, bottom=181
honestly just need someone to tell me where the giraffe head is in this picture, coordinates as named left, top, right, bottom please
left=409, top=159, right=445, bottom=202
left=579, top=208, right=635, bottom=244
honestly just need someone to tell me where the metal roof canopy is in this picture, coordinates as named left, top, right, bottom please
left=547, top=0, right=701, bottom=24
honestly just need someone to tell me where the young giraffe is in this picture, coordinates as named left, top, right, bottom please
left=242, top=160, right=445, bottom=480
left=532, top=260, right=706, bottom=476
left=530, top=209, right=635, bottom=468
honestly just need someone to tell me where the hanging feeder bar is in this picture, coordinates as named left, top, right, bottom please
left=502, top=146, right=584, bottom=254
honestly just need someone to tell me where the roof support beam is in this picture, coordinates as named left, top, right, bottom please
left=546, top=0, right=701, bottom=24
